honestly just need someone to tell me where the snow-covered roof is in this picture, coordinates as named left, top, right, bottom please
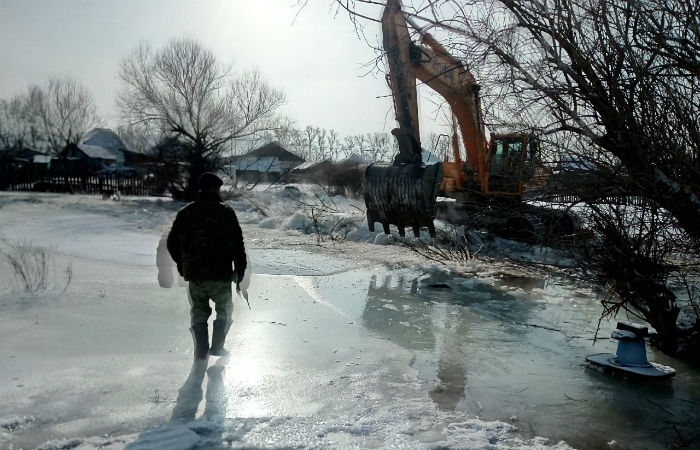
left=80, top=128, right=128, bottom=162
left=293, top=160, right=331, bottom=171
left=342, top=153, right=369, bottom=164
left=77, top=143, right=118, bottom=161
left=232, top=156, right=281, bottom=173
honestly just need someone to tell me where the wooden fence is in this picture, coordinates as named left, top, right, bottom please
left=6, top=174, right=166, bottom=197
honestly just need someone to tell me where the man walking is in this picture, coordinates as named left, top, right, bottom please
left=167, top=172, right=246, bottom=359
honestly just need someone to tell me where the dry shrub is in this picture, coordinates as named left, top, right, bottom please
left=1, top=240, right=71, bottom=293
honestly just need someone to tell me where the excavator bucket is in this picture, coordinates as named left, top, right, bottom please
left=364, top=162, right=443, bottom=238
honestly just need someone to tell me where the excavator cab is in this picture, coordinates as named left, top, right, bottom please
left=487, top=134, right=538, bottom=195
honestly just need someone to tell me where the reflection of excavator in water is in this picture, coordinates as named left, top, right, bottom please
left=364, top=0, right=573, bottom=241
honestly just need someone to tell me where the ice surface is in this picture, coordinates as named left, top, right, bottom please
left=0, top=192, right=697, bottom=450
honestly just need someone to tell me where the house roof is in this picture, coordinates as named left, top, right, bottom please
left=233, top=156, right=281, bottom=173
left=554, top=156, right=600, bottom=172
left=1, top=146, right=47, bottom=161
left=245, top=142, right=304, bottom=162
left=77, top=143, right=118, bottom=161
left=80, top=128, right=127, bottom=162
left=293, top=160, right=331, bottom=171
left=341, top=153, right=369, bottom=164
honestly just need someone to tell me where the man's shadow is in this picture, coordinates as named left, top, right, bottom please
left=125, top=358, right=229, bottom=449
left=171, top=357, right=229, bottom=423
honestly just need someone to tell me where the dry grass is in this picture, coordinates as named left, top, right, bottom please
left=1, top=239, right=71, bottom=293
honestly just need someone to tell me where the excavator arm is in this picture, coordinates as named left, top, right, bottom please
left=403, top=15, right=536, bottom=196
left=382, top=0, right=422, bottom=164
left=408, top=38, right=489, bottom=190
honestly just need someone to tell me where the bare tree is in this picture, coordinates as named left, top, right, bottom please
left=427, top=132, right=451, bottom=161
left=365, top=131, right=395, bottom=162
left=29, top=77, right=100, bottom=157
left=315, top=127, right=328, bottom=160
left=116, top=124, right=162, bottom=154
left=346, top=134, right=368, bottom=160
left=302, top=125, right=320, bottom=160
left=118, top=38, right=285, bottom=199
left=0, top=94, right=41, bottom=151
left=16, top=77, right=101, bottom=193
left=327, top=129, right=341, bottom=160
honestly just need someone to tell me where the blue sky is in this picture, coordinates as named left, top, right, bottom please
left=0, top=0, right=448, bottom=138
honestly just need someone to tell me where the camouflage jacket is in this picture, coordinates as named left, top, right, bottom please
left=167, top=191, right=246, bottom=282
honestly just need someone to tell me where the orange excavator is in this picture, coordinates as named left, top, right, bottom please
left=364, top=0, right=545, bottom=239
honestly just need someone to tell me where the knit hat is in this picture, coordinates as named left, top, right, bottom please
left=197, top=172, right=223, bottom=191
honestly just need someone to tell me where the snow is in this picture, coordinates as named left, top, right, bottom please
left=0, top=190, right=697, bottom=450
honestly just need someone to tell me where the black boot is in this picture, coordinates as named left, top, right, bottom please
left=190, top=323, right=209, bottom=360
left=209, top=319, right=229, bottom=356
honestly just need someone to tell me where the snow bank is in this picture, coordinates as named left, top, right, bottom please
left=68, top=407, right=577, bottom=450
left=225, top=185, right=577, bottom=272
left=34, top=436, right=128, bottom=450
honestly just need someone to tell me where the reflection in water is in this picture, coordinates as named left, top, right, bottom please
left=127, top=358, right=229, bottom=449
left=363, top=274, right=504, bottom=411
left=204, top=363, right=228, bottom=420
left=363, top=275, right=435, bottom=351
left=429, top=315, right=469, bottom=411
left=358, top=270, right=699, bottom=450
left=170, top=358, right=229, bottom=423
left=170, top=360, right=208, bottom=422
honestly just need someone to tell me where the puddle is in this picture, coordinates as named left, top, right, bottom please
left=304, top=267, right=700, bottom=450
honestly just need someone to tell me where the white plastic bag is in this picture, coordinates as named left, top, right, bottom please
left=236, top=255, right=252, bottom=307
left=156, top=234, right=186, bottom=288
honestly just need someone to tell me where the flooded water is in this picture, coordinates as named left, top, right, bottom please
left=302, top=267, right=700, bottom=450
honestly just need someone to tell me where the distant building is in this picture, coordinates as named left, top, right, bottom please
left=231, top=142, right=305, bottom=183
left=57, top=128, right=162, bottom=174
left=287, top=159, right=333, bottom=183
left=0, top=146, right=51, bottom=189
left=79, top=128, right=129, bottom=164
left=341, top=153, right=370, bottom=166
left=61, top=142, right=119, bottom=172
left=0, top=146, right=51, bottom=166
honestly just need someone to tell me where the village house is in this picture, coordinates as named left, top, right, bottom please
left=230, top=142, right=305, bottom=183
left=287, top=159, right=333, bottom=184
left=0, top=145, right=51, bottom=189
